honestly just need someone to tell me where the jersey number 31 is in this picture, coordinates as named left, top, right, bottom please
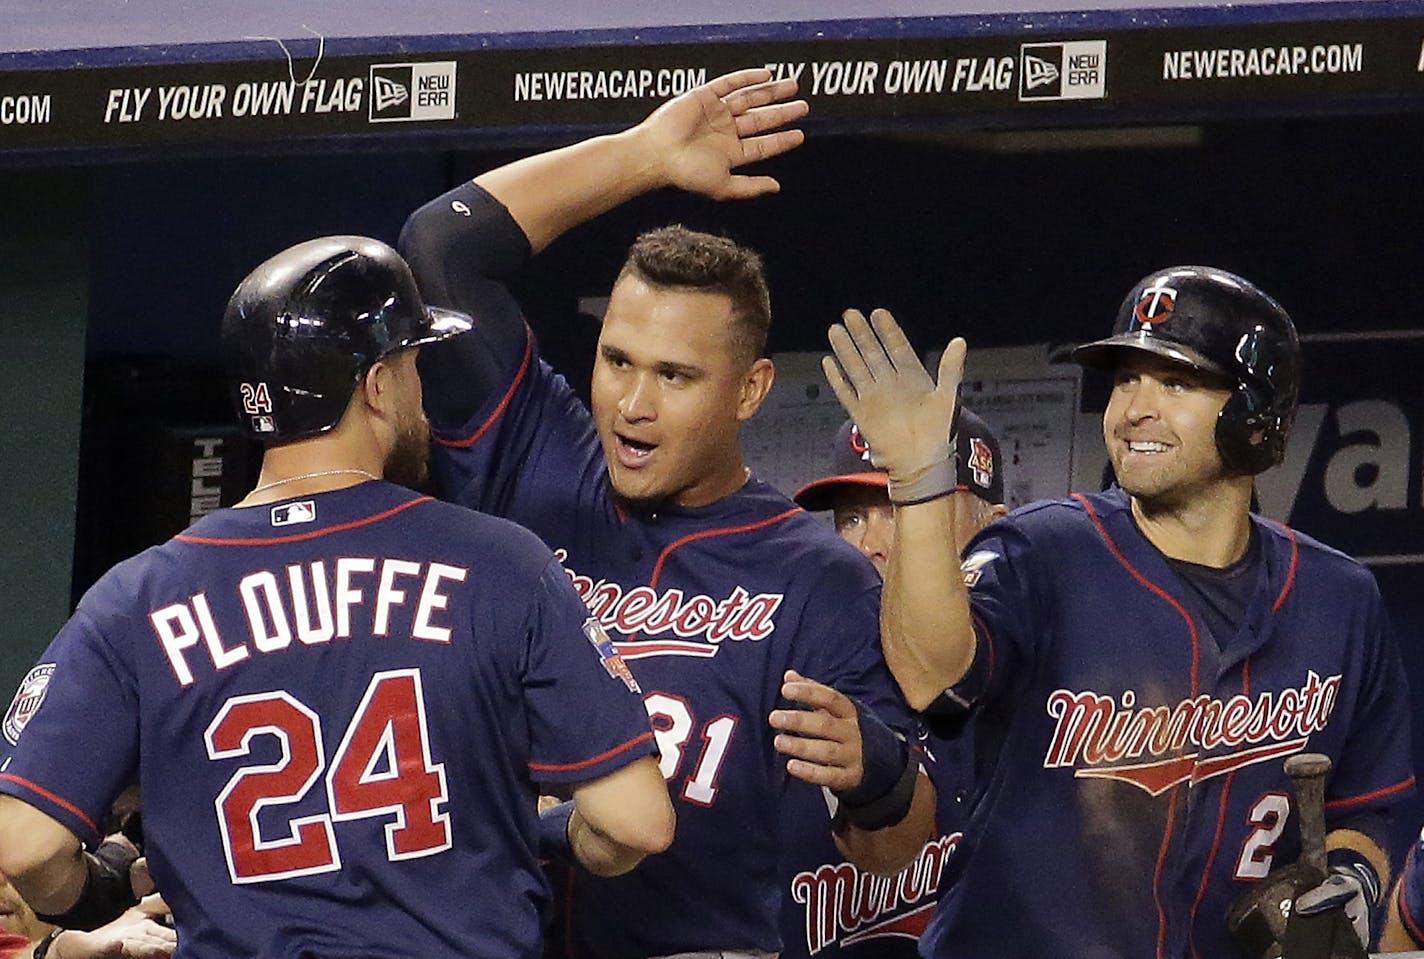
left=204, top=668, right=450, bottom=884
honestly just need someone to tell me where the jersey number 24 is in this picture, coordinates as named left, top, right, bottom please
left=204, top=668, right=450, bottom=884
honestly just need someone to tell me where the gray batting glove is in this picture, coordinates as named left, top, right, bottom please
left=822, top=308, right=966, bottom=505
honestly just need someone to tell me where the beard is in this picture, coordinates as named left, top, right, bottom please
left=384, top=412, right=432, bottom=491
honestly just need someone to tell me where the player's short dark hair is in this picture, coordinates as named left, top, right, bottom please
left=618, top=225, right=771, bottom=361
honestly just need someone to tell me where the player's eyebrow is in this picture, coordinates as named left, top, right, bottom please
left=655, top=360, right=703, bottom=379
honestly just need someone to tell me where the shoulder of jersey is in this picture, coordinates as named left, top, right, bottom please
left=397, top=497, right=561, bottom=570
left=1254, top=516, right=1378, bottom=587
left=1002, top=491, right=1104, bottom=527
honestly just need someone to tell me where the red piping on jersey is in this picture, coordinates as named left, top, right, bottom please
left=1075, top=493, right=1201, bottom=959
left=1073, top=494, right=1202, bottom=695
left=434, top=325, right=534, bottom=449
left=0, top=773, right=98, bottom=835
left=528, top=731, right=654, bottom=773
left=1152, top=786, right=1181, bottom=959
left=1270, top=524, right=1299, bottom=612
left=1187, top=770, right=1238, bottom=959
left=648, top=508, right=802, bottom=588
left=175, top=497, right=432, bottom=546
left=1188, top=659, right=1250, bottom=959
left=1324, top=775, right=1416, bottom=812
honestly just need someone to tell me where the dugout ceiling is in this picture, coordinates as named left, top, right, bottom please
left=2, top=0, right=1424, bottom=159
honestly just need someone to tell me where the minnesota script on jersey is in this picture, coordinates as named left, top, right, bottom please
left=0, top=482, right=656, bottom=958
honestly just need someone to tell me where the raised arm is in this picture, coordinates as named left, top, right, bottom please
left=822, top=309, right=976, bottom=710
left=476, top=68, right=806, bottom=255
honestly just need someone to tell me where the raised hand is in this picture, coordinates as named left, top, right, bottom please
left=639, top=68, right=808, bottom=200
left=823, top=308, right=967, bottom=504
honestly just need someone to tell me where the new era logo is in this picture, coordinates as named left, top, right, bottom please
left=1023, top=54, right=1060, bottom=91
left=1019, top=41, right=1108, bottom=101
left=371, top=74, right=409, bottom=113
left=369, top=61, right=458, bottom=123
left=272, top=500, right=317, bottom=527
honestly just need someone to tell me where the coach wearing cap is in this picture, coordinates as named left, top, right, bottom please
left=794, top=410, right=1007, bottom=576
left=775, top=410, right=1006, bottom=959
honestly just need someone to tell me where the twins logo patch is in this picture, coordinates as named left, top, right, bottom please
left=4, top=663, right=55, bottom=745
left=584, top=618, right=641, bottom=693
left=271, top=500, right=316, bottom=527
left=960, top=549, right=998, bottom=588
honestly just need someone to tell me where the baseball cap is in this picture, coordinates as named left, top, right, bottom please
left=793, top=409, right=1004, bottom=511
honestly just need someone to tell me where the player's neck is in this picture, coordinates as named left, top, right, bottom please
left=672, top=462, right=753, bottom=509
left=1130, top=480, right=1254, bottom=568
left=239, top=436, right=384, bottom=507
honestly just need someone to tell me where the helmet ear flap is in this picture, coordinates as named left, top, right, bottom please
left=1216, top=380, right=1285, bottom=476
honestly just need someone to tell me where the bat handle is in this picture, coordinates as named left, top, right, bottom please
left=1285, top=752, right=1331, bottom=877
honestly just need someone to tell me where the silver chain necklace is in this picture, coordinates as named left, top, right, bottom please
left=250, top=468, right=380, bottom=496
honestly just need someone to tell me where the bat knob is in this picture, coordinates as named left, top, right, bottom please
left=1284, top=753, right=1331, bottom=781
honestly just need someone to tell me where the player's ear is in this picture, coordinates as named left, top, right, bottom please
left=359, top=358, right=395, bottom=410
left=736, top=358, right=775, bottom=422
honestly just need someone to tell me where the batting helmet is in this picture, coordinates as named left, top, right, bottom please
left=1072, top=266, right=1301, bottom=475
left=222, top=235, right=472, bottom=441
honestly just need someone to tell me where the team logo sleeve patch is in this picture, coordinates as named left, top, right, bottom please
left=3, top=663, right=55, bottom=745
left=583, top=618, right=641, bottom=693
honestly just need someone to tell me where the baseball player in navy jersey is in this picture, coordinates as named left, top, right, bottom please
left=823, top=272, right=1414, bottom=959
left=398, top=69, right=936, bottom=958
left=778, top=413, right=1006, bottom=959
left=0, top=236, right=673, bottom=959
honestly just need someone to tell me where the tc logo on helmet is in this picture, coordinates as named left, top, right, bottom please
left=1134, top=281, right=1177, bottom=328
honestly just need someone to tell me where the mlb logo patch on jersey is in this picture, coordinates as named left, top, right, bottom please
left=4, top=663, right=55, bottom=745
left=960, top=549, right=998, bottom=588
left=583, top=618, right=641, bottom=693
left=271, top=500, right=317, bottom=527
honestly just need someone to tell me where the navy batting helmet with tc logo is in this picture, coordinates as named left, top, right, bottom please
left=1072, top=265, right=1301, bottom=476
left=221, top=236, right=472, bottom=442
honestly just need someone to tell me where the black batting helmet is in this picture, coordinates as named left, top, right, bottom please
left=1072, top=266, right=1301, bottom=475
left=222, top=236, right=472, bottom=441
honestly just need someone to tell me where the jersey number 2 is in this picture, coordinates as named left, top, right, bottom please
left=1235, top=793, right=1291, bottom=879
left=204, top=668, right=450, bottom=884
